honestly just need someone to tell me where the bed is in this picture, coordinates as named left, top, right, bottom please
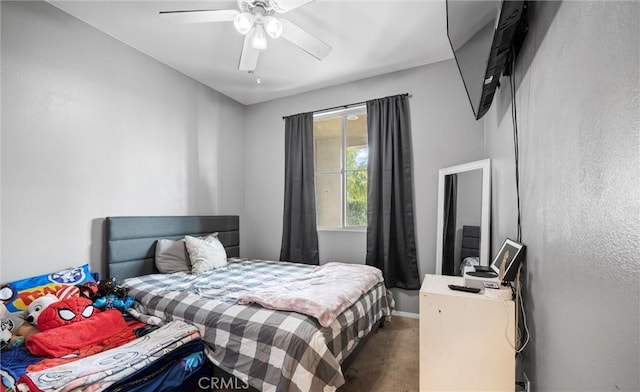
left=106, top=215, right=391, bottom=392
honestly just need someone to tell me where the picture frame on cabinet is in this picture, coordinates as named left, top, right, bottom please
left=490, top=239, right=525, bottom=281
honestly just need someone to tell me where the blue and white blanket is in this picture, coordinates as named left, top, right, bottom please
left=22, top=320, right=200, bottom=391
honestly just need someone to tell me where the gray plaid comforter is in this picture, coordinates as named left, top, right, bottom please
left=122, top=258, right=391, bottom=392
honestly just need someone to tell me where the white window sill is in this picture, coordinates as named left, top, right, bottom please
left=317, top=228, right=366, bottom=233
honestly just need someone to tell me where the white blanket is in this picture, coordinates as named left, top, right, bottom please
left=237, top=262, right=384, bottom=327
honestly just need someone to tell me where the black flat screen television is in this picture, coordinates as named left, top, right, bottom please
left=447, top=1, right=528, bottom=120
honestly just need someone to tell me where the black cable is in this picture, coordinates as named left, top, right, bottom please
left=508, top=51, right=530, bottom=357
left=509, top=48, right=522, bottom=243
left=510, top=50, right=529, bottom=355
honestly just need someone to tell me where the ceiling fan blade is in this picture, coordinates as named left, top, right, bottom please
left=270, top=0, right=315, bottom=13
left=159, top=9, right=239, bottom=24
left=239, top=34, right=260, bottom=71
left=280, top=18, right=332, bottom=60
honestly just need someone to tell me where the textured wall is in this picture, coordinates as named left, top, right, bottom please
left=244, top=61, right=485, bottom=313
left=1, top=1, right=246, bottom=280
left=485, top=2, right=639, bottom=390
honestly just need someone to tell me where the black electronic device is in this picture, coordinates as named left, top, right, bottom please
left=467, top=270, right=499, bottom=279
left=448, top=284, right=482, bottom=294
left=446, top=0, right=529, bottom=120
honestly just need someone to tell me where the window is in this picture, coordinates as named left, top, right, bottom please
left=313, top=107, right=368, bottom=230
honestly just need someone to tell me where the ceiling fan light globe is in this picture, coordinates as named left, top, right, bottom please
left=233, top=12, right=254, bottom=35
left=264, top=16, right=283, bottom=39
left=251, top=23, right=268, bottom=50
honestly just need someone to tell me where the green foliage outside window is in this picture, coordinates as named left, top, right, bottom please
left=346, top=147, right=368, bottom=227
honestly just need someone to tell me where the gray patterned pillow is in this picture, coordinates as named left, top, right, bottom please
left=185, top=234, right=228, bottom=274
left=154, top=239, right=191, bottom=274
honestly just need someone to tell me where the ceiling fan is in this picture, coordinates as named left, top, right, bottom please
left=160, top=0, right=332, bottom=72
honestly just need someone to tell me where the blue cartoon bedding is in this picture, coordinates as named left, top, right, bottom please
left=1, top=320, right=205, bottom=392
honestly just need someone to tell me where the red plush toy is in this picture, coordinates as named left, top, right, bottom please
left=37, top=297, right=96, bottom=331
left=26, top=296, right=127, bottom=357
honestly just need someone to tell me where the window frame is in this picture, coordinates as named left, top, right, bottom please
left=313, top=105, right=368, bottom=232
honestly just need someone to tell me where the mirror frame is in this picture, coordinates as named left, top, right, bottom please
left=435, top=158, right=491, bottom=274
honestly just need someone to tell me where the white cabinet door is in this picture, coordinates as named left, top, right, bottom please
left=419, top=274, right=515, bottom=392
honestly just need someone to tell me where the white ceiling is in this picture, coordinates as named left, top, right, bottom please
left=49, top=0, right=453, bottom=105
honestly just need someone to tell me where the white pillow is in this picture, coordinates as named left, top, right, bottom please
left=185, top=234, right=227, bottom=274
left=155, top=239, right=191, bottom=274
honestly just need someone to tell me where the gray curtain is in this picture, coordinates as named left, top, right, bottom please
left=365, top=94, right=420, bottom=289
left=442, top=174, right=457, bottom=276
left=279, top=112, right=320, bottom=265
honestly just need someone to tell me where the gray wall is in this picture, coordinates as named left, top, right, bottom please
left=1, top=1, right=246, bottom=281
left=244, top=62, right=485, bottom=313
left=485, top=2, right=639, bottom=390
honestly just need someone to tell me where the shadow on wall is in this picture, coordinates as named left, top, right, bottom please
left=520, top=256, right=537, bottom=387
left=187, top=97, right=217, bottom=215
left=90, top=218, right=106, bottom=279
left=496, top=1, right=562, bottom=122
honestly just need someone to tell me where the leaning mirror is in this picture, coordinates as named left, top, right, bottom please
left=435, top=159, right=491, bottom=276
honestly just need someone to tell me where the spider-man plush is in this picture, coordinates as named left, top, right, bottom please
left=37, top=297, right=96, bottom=331
left=26, top=297, right=126, bottom=357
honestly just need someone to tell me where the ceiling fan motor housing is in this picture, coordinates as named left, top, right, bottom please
left=239, top=0, right=276, bottom=16
left=236, top=0, right=283, bottom=41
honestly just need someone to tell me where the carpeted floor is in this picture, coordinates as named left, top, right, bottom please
left=339, top=316, right=419, bottom=392
left=201, top=315, right=419, bottom=392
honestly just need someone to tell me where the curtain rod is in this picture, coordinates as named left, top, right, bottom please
left=282, top=93, right=411, bottom=120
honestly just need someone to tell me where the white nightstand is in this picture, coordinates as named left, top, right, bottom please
left=419, top=274, right=515, bottom=391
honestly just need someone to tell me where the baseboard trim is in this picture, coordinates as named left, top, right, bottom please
left=391, top=310, right=419, bottom=319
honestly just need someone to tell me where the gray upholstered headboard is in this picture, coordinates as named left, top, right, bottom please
left=106, top=216, right=239, bottom=282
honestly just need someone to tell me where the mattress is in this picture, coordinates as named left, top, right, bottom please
left=122, top=258, right=392, bottom=392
